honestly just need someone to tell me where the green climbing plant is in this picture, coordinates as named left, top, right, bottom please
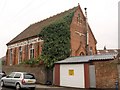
left=39, top=11, right=75, bottom=68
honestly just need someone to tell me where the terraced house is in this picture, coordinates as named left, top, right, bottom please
left=6, top=4, right=97, bottom=66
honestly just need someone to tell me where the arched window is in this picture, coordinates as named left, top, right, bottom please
left=80, top=52, right=84, bottom=56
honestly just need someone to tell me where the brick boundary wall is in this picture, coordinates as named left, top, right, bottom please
left=2, top=65, right=49, bottom=84
left=117, top=65, right=120, bottom=88
left=93, top=59, right=118, bottom=88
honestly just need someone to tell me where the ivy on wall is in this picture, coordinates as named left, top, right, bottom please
left=39, top=11, right=75, bottom=68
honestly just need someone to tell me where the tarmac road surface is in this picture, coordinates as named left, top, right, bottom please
left=1, top=87, right=81, bottom=90
left=0, top=84, right=81, bottom=90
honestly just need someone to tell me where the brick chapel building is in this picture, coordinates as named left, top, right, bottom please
left=6, top=4, right=97, bottom=66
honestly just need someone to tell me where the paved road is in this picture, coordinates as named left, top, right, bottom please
left=1, top=87, right=80, bottom=90
left=1, top=85, right=112, bottom=90
left=1, top=87, right=115, bottom=90
left=0, top=87, right=30, bottom=90
left=0, top=84, right=81, bottom=90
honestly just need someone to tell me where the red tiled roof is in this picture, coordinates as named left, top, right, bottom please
left=7, top=6, right=77, bottom=45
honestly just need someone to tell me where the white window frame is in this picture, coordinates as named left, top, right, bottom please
left=18, top=46, right=22, bottom=64
left=29, top=44, right=34, bottom=59
left=10, top=49, right=13, bottom=66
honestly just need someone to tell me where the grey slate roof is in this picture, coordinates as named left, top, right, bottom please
left=55, top=53, right=117, bottom=64
left=97, top=49, right=118, bottom=55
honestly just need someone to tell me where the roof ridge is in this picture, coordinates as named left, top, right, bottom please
left=30, top=6, right=77, bottom=26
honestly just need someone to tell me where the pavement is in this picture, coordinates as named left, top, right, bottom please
left=35, top=84, right=81, bottom=90
left=35, top=84, right=116, bottom=90
left=36, top=84, right=63, bottom=88
left=1, top=84, right=80, bottom=90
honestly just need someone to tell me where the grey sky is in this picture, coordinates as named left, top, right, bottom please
left=0, top=0, right=118, bottom=57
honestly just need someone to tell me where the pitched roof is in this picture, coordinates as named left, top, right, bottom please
left=55, top=53, right=117, bottom=64
left=7, top=6, right=77, bottom=45
left=97, top=49, right=118, bottom=55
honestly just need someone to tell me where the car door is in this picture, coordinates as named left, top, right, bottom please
left=4, top=72, right=15, bottom=86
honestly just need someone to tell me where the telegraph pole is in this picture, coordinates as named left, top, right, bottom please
left=84, top=8, right=89, bottom=55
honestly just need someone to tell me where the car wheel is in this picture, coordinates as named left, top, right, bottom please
left=1, top=80, right=4, bottom=87
left=16, top=83, right=21, bottom=90
left=30, top=87, right=35, bottom=90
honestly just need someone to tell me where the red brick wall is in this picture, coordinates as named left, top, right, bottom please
left=6, top=38, right=43, bottom=65
left=2, top=65, right=47, bottom=84
left=88, top=26, right=97, bottom=55
left=34, top=42, right=43, bottom=58
left=93, top=59, right=118, bottom=88
left=70, top=6, right=96, bottom=56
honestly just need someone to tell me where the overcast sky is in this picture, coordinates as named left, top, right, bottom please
left=0, top=0, right=118, bottom=58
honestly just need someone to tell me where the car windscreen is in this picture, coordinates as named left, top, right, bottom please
left=24, top=73, right=35, bottom=79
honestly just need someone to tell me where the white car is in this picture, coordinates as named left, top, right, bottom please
left=0, top=72, right=36, bottom=90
